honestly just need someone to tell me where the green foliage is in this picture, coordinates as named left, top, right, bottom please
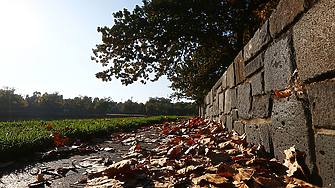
left=64, top=96, right=94, bottom=112
left=0, top=87, right=28, bottom=110
left=92, top=0, right=279, bottom=104
left=34, top=92, right=64, bottom=111
left=145, top=97, right=197, bottom=115
left=121, top=99, right=145, bottom=113
left=94, top=97, right=116, bottom=112
left=0, top=89, right=197, bottom=116
left=0, top=116, right=184, bottom=151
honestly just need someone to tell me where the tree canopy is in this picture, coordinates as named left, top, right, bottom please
left=0, top=88, right=197, bottom=116
left=0, top=87, right=27, bottom=110
left=92, top=0, right=278, bottom=104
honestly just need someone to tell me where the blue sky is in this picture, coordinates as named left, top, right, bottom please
left=0, top=0, right=183, bottom=103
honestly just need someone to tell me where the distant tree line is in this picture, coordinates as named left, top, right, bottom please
left=0, top=87, right=197, bottom=116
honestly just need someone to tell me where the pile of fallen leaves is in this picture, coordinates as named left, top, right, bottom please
left=68, top=116, right=319, bottom=188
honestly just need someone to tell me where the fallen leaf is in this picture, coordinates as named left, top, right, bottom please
left=36, top=174, right=44, bottom=182
left=253, top=174, right=284, bottom=188
left=283, top=146, right=308, bottom=180
left=192, top=173, right=229, bottom=185
left=274, top=89, right=292, bottom=99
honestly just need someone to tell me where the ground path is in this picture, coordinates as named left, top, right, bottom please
left=0, top=117, right=319, bottom=187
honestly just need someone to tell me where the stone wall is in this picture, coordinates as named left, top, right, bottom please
left=200, top=0, right=335, bottom=187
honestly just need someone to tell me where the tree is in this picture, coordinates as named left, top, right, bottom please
left=25, top=91, right=41, bottom=108
left=121, top=99, right=138, bottom=113
left=145, top=97, right=172, bottom=115
left=92, top=0, right=278, bottom=104
left=94, top=97, right=116, bottom=113
left=34, top=92, right=64, bottom=111
left=0, top=87, right=28, bottom=111
left=64, top=96, right=94, bottom=112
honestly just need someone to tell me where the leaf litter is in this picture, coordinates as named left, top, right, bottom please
left=48, top=116, right=320, bottom=188
left=22, top=116, right=320, bottom=187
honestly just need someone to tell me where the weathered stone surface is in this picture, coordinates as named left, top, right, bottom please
left=246, top=124, right=261, bottom=147
left=252, top=96, right=270, bottom=118
left=221, top=72, right=227, bottom=89
left=272, top=95, right=314, bottom=172
left=251, top=72, right=264, bottom=96
left=227, top=63, right=235, bottom=88
left=219, top=92, right=224, bottom=115
left=207, top=106, right=213, bottom=119
left=234, top=51, right=245, bottom=85
left=245, top=52, right=264, bottom=78
left=208, top=107, right=213, bottom=120
left=226, top=111, right=238, bottom=132
left=219, top=115, right=226, bottom=126
left=293, top=0, right=335, bottom=82
left=237, top=83, right=252, bottom=119
left=244, top=20, right=271, bottom=62
left=264, top=37, right=294, bottom=93
left=234, top=121, right=245, bottom=135
left=205, top=106, right=209, bottom=118
left=213, top=98, right=219, bottom=117
left=269, top=0, right=308, bottom=38
left=232, top=109, right=238, bottom=121
left=224, top=88, right=237, bottom=115
left=307, top=80, right=335, bottom=128
left=214, top=76, right=222, bottom=91
left=224, top=89, right=231, bottom=115
left=315, top=129, right=335, bottom=187
left=205, top=92, right=210, bottom=105
left=231, top=88, right=237, bottom=109
left=209, top=89, right=213, bottom=106
left=214, top=90, right=221, bottom=116
left=212, top=86, right=217, bottom=101
left=226, top=116, right=233, bottom=132
left=259, top=123, right=274, bottom=157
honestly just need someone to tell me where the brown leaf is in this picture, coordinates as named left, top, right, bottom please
left=103, top=159, right=137, bottom=177
left=283, top=146, right=308, bottom=181
left=149, top=157, right=168, bottom=167
left=205, top=148, right=231, bottom=163
left=192, top=173, right=228, bottom=185
left=253, top=174, right=284, bottom=188
left=86, top=176, right=124, bottom=188
left=218, top=141, right=235, bottom=149
left=233, top=167, right=255, bottom=184
left=166, top=147, right=182, bottom=159
left=274, top=89, right=291, bottom=99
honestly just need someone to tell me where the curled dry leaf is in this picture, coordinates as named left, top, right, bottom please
left=253, top=174, right=284, bottom=188
left=64, top=116, right=320, bottom=188
left=274, top=69, right=306, bottom=99
left=274, top=89, right=292, bottom=99
left=192, top=173, right=229, bottom=185
left=283, top=146, right=308, bottom=180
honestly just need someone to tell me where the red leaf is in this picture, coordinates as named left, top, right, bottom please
left=190, top=133, right=201, bottom=138
left=274, top=89, right=292, bottom=99
left=167, top=148, right=181, bottom=159
left=45, top=124, right=53, bottom=130
left=186, top=139, right=195, bottom=146
left=135, top=145, right=141, bottom=151
left=218, top=171, right=233, bottom=178
left=163, top=129, right=170, bottom=135
left=52, top=132, right=69, bottom=147
left=174, top=137, right=181, bottom=142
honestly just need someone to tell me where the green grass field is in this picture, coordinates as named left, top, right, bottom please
left=0, top=116, right=185, bottom=155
